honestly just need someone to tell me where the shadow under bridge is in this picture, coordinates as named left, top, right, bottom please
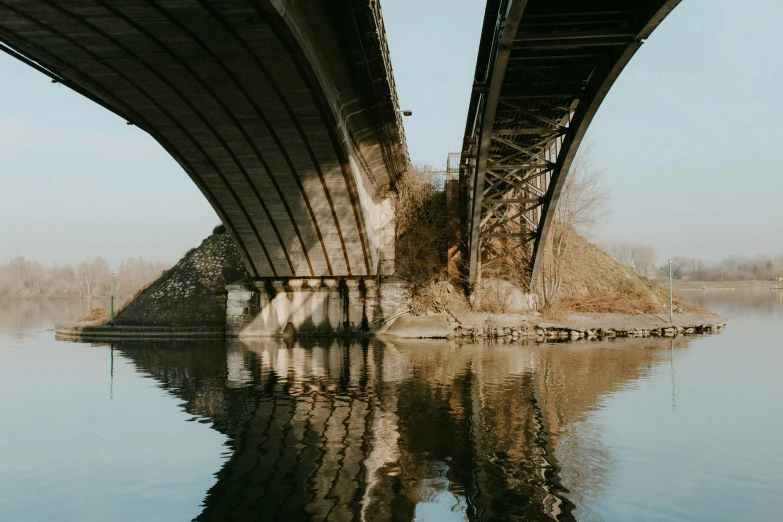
left=0, top=0, right=409, bottom=278
left=460, top=0, right=681, bottom=286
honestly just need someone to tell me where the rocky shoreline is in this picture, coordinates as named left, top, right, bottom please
left=452, top=321, right=724, bottom=342
left=55, top=311, right=726, bottom=342
left=381, top=310, right=726, bottom=341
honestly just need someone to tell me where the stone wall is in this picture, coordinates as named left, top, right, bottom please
left=115, top=228, right=245, bottom=327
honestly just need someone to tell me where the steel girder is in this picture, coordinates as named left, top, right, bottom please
left=461, top=0, right=682, bottom=287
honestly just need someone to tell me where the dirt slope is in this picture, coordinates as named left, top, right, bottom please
left=547, top=233, right=697, bottom=316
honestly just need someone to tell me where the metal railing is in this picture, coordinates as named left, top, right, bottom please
left=427, top=152, right=462, bottom=192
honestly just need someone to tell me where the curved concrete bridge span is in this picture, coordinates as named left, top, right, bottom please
left=0, top=0, right=408, bottom=278
left=461, top=0, right=681, bottom=286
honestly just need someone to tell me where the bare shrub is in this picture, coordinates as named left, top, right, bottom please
left=477, top=238, right=533, bottom=290
left=601, top=241, right=658, bottom=277
left=601, top=240, right=633, bottom=267
left=484, top=315, right=497, bottom=337
left=394, top=164, right=457, bottom=313
left=539, top=146, right=609, bottom=306
left=630, top=243, right=657, bottom=277
left=410, top=279, right=468, bottom=316
left=78, top=306, right=110, bottom=324
left=473, top=279, right=535, bottom=314
left=478, top=286, right=515, bottom=314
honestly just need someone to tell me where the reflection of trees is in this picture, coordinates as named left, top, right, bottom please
left=533, top=339, right=688, bottom=518
left=381, top=342, right=574, bottom=521
left=113, top=336, right=685, bottom=521
left=680, top=287, right=783, bottom=319
left=0, top=298, right=108, bottom=337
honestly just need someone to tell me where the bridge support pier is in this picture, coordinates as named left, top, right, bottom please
left=226, top=277, right=409, bottom=338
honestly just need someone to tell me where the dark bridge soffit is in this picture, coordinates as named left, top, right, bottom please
left=461, top=0, right=681, bottom=285
left=0, top=0, right=409, bottom=279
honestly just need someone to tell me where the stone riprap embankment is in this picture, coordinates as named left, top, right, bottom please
left=380, top=310, right=725, bottom=341
left=454, top=321, right=724, bottom=342
left=114, top=228, right=245, bottom=327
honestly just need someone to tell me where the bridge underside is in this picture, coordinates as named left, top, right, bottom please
left=0, top=0, right=407, bottom=278
left=461, top=0, right=680, bottom=286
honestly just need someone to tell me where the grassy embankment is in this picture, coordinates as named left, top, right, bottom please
left=539, top=232, right=705, bottom=319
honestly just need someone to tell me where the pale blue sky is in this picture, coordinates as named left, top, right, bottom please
left=0, top=0, right=781, bottom=267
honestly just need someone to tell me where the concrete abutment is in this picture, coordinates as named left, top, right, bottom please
left=226, top=277, right=410, bottom=338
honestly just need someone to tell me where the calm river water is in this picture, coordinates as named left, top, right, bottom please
left=0, top=288, right=781, bottom=521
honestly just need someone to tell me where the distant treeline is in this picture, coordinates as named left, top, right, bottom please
left=601, top=240, right=783, bottom=282
left=0, top=256, right=171, bottom=298
left=658, top=254, right=783, bottom=282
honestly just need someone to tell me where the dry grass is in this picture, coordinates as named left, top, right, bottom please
left=478, top=247, right=532, bottom=289
left=477, top=289, right=517, bottom=314
left=546, top=285, right=661, bottom=316
left=392, top=160, right=705, bottom=320
left=540, top=233, right=704, bottom=318
left=78, top=306, right=110, bottom=324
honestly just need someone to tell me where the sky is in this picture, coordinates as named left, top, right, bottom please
left=0, top=0, right=781, bottom=267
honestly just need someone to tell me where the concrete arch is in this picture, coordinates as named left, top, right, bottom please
left=0, top=0, right=408, bottom=278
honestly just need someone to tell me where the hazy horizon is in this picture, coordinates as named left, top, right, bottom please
left=1, top=0, right=781, bottom=268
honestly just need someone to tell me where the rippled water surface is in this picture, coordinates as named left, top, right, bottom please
left=0, top=287, right=781, bottom=521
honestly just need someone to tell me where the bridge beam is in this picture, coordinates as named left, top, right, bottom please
left=0, top=0, right=409, bottom=279
left=464, top=0, right=528, bottom=286
left=461, top=0, right=682, bottom=290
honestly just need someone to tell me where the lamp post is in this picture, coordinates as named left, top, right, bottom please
left=668, top=259, right=673, bottom=324
left=110, top=270, right=115, bottom=326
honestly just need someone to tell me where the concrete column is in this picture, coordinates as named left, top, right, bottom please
left=225, top=281, right=259, bottom=337
left=323, top=278, right=342, bottom=332
left=226, top=277, right=411, bottom=337
left=378, top=277, right=412, bottom=326
left=364, top=278, right=381, bottom=330
left=271, top=279, right=289, bottom=332
left=255, top=282, right=272, bottom=329
left=306, top=278, right=326, bottom=333
left=288, top=278, right=306, bottom=330
left=378, top=197, right=396, bottom=275
left=344, top=278, right=363, bottom=332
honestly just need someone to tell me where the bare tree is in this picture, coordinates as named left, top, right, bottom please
left=77, top=262, right=93, bottom=297
left=539, top=147, right=609, bottom=305
left=630, top=243, right=657, bottom=277
left=0, top=256, right=169, bottom=298
left=393, top=164, right=452, bottom=307
left=605, top=241, right=632, bottom=266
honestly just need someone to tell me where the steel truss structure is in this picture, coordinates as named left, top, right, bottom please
left=460, top=0, right=681, bottom=287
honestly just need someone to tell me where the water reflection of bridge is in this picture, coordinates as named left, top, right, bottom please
left=115, top=338, right=684, bottom=520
